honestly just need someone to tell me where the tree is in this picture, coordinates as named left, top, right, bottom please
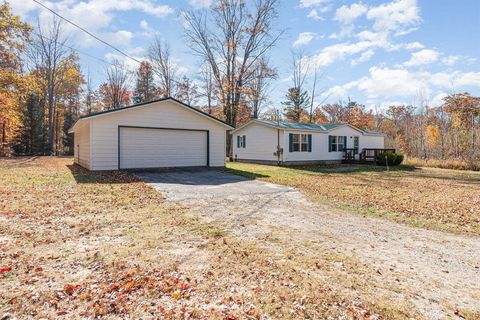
left=16, top=93, right=46, bottom=155
left=57, top=52, right=84, bottom=154
left=282, top=87, right=310, bottom=122
left=28, top=17, right=69, bottom=155
left=148, top=37, right=177, bottom=98
left=99, top=61, right=130, bottom=109
left=0, top=1, right=32, bottom=156
left=133, top=61, right=156, bottom=103
left=198, top=64, right=216, bottom=114
left=176, top=75, right=198, bottom=106
left=183, top=0, right=282, bottom=127
left=246, top=57, right=276, bottom=119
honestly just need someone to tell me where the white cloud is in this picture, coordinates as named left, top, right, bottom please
left=404, top=49, right=440, bottom=66
left=139, top=19, right=156, bottom=37
left=334, top=3, right=368, bottom=25
left=366, top=0, right=420, bottom=35
left=332, top=3, right=368, bottom=38
left=301, top=0, right=331, bottom=19
left=293, top=32, right=316, bottom=47
left=103, top=30, right=133, bottom=46
left=441, top=55, right=462, bottom=66
left=356, top=66, right=428, bottom=98
left=328, top=66, right=480, bottom=104
left=351, top=50, right=374, bottom=65
left=11, top=0, right=174, bottom=48
left=299, top=0, right=330, bottom=8
left=405, top=41, right=424, bottom=50
left=187, top=0, right=212, bottom=8
left=305, top=41, right=373, bottom=67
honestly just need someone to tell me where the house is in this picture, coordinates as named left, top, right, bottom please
left=68, top=97, right=233, bottom=170
left=231, top=119, right=385, bottom=165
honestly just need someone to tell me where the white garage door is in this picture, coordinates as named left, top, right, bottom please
left=119, top=127, right=208, bottom=169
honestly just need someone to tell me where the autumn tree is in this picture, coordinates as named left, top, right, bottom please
left=0, top=1, right=32, bottom=156
left=183, top=0, right=281, bottom=127
left=57, top=52, right=84, bottom=154
left=99, top=61, right=130, bottom=109
left=28, top=17, right=69, bottom=155
left=133, top=61, right=156, bottom=103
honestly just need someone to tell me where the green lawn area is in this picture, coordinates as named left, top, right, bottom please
left=226, top=162, right=480, bottom=236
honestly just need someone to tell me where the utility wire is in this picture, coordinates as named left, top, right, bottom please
left=31, top=0, right=142, bottom=65
left=30, top=31, right=126, bottom=69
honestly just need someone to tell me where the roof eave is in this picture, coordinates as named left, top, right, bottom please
left=76, top=97, right=234, bottom=129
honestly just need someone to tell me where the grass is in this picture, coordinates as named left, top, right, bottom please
left=404, top=157, right=480, bottom=171
left=0, top=157, right=426, bottom=319
left=226, top=162, right=480, bottom=236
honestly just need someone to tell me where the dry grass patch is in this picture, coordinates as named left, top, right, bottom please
left=0, top=157, right=419, bottom=319
left=226, top=162, right=480, bottom=236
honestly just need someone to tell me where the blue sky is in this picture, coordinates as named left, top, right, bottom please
left=11, top=0, right=480, bottom=110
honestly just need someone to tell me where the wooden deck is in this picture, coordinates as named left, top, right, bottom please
left=343, top=148, right=396, bottom=164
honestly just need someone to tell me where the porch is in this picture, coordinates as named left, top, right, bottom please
left=343, top=148, right=396, bottom=163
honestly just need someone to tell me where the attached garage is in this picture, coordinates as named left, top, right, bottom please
left=69, top=98, right=233, bottom=171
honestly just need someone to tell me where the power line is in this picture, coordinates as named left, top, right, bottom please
left=30, top=30, right=134, bottom=76
left=30, top=0, right=142, bottom=65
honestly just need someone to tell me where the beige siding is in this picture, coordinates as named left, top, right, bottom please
left=233, top=123, right=283, bottom=161
left=73, top=121, right=91, bottom=169
left=89, top=100, right=226, bottom=170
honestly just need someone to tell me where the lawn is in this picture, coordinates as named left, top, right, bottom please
left=1, top=157, right=421, bottom=319
left=226, top=162, right=480, bottom=236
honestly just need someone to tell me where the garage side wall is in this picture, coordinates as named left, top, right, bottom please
left=74, top=121, right=91, bottom=169
left=89, top=101, right=226, bottom=170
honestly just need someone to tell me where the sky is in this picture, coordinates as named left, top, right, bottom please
left=10, top=0, right=480, bottom=111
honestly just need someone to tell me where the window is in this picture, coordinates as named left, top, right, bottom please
left=289, top=133, right=311, bottom=152
left=237, top=135, right=246, bottom=148
left=329, top=136, right=346, bottom=152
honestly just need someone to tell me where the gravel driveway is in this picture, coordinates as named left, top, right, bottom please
left=136, top=168, right=480, bottom=319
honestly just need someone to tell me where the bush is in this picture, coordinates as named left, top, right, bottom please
left=376, top=151, right=404, bottom=166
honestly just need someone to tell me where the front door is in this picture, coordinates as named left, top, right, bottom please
left=353, top=136, right=359, bottom=156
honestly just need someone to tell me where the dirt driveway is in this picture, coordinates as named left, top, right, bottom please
left=136, top=168, right=480, bottom=319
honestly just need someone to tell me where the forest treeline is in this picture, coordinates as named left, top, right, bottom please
left=1, top=1, right=479, bottom=168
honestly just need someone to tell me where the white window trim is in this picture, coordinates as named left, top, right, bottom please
left=292, top=133, right=309, bottom=152
left=238, top=135, right=246, bottom=148
left=331, top=136, right=345, bottom=152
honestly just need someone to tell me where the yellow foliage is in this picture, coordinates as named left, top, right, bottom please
left=426, top=125, right=440, bottom=147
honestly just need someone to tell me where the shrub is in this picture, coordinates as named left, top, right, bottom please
left=376, top=151, right=404, bottom=166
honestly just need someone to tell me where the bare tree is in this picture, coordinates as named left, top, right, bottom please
left=101, top=60, right=130, bottom=109
left=148, top=37, right=177, bottom=98
left=291, top=50, right=308, bottom=94
left=29, top=17, right=68, bottom=155
left=199, top=64, right=215, bottom=114
left=183, top=0, right=282, bottom=128
left=247, top=57, right=276, bottom=119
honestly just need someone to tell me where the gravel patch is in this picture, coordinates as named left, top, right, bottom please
left=137, top=168, right=480, bottom=319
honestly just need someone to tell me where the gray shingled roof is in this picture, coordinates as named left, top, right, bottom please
left=253, top=119, right=383, bottom=135
left=255, top=119, right=344, bottom=131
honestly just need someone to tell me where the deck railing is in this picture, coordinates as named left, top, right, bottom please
left=343, top=148, right=396, bottom=162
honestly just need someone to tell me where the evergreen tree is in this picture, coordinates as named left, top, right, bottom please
left=133, top=61, right=156, bottom=103
left=15, top=93, right=46, bottom=155
left=282, top=87, right=310, bottom=122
